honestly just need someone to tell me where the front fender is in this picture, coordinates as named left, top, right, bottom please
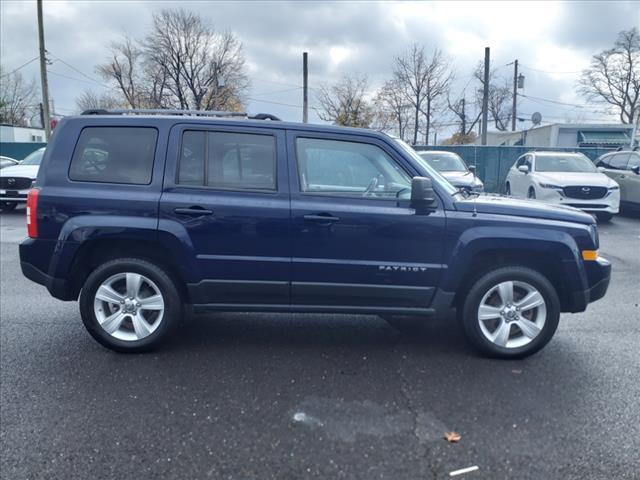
left=440, top=225, right=587, bottom=295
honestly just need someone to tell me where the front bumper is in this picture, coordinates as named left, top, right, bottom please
left=0, top=188, right=29, bottom=202
left=536, top=187, right=620, bottom=214
left=569, top=256, right=611, bottom=312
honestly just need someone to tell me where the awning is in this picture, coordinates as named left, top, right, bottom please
left=578, top=130, right=630, bottom=146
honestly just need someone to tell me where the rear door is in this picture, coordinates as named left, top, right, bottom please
left=621, top=152, right=640, bottom=204
left=287, top=131, right=446, bottom=313
left=159, top=124, right=290, bottom=307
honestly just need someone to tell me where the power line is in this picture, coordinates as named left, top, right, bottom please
left=0, top=57, right=39, bottom=78
left=47, top=69, right=111, bottom=89
left=519, top=63, right=583, bottom=75
left=49, top=53, right=109, bottom=87
left=517, top=92, right=610, bottom=111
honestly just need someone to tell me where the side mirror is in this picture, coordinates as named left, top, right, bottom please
left=468, top=165, right=476, bottom=176
left=597, top=166, right=605, bottom=173
left=411, top=177, right=436, bottom=210
left=517, top=165, right=530, bottom=174
left=632, top=165, right=640, bottom=175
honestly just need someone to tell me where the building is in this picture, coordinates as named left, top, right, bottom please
left=480, top=123, right=635, bottom=148
left=0, top=124, right=46, bottom=143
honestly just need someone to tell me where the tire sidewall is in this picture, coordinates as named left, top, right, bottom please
left=461, top=267, right=560, bottom=359
left=80, top=258, right=182, bottom=352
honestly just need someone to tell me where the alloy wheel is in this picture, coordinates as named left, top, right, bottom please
left=477, top=280, right=546, bottom=349
left=93, top=272, right=165, bottom=341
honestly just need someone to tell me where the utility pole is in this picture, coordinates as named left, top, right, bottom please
left=511, top=59, right=518, bottom=131
left=302, top=52, right=308, bottom=123
left=461, top=98, right=466, bottom=134
left=37, top=0, right=51, bottom=140
left=481, top=47, right=490, bottom=145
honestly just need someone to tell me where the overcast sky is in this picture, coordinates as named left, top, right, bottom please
left=1, top=0, right=638, bottom=139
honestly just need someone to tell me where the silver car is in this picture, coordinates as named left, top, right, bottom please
left=596, top=150, right=640, bottom=211
left=416, top=151, right=484, bottom=193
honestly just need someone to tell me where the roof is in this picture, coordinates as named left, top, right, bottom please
left=68, top=113, right=381, bottom=137
left=531, top=151, right=586, bottom=156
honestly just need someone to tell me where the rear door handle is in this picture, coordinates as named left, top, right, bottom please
left=304, top=213, right=340, bottom=223
left=174, top=207, right=214, bottom=216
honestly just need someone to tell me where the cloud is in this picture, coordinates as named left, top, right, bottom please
left=0, top=0, right=634, bottom=134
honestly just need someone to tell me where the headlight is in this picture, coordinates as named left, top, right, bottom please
left=608, top=185, right=619, bottom=190
left=539, top=183, right=563, bottom=189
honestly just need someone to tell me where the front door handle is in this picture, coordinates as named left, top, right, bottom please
left=174, top=207, right=214, bottom=216
left=304, top=213, right=340, bottom=223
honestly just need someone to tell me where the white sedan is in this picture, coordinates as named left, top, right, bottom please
left=504, top=151, right=620, bottom=222
left=0, top=147, right=45, bottom=212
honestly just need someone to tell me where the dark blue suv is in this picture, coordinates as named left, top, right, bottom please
left=19, top=110, right=611, bottom=358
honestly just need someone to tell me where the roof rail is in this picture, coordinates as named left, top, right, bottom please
left=81, top=108, right=281, bottom=121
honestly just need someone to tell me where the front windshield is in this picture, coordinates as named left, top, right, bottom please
left=21, top=149, right=45, bottom=166
left=390, top=138, right=458, bottom=195
left=418, top=152, right=467, bottom=172
left=535, top=154, right=596, bottom=173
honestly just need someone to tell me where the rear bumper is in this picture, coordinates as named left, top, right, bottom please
left=568, top=256, right=611, bottom=312
left=19, top=238, right=75, bottom=301
left=20, top=260, right=71, bottom=300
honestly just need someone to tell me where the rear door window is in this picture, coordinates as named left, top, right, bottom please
left=178, top=131, right=276, bottom=191
left=69, top=127, right=158, bottom=184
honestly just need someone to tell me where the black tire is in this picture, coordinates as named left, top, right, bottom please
left=0, top=201, right=17, bottom=212
left=528, top=188, right=536, bottom=199
left=504, top=183, right=511, bottom=196
left=459, top=266, right=560, bottom=359
left=595, top=212, right=613, bottom=223
left=79, top=258, right=183, bottom=353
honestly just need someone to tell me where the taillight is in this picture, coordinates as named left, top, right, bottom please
left=26, top=188, right=40, bottom=238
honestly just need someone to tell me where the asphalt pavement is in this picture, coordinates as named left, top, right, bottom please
left=1, top=206, right=639, bottom=480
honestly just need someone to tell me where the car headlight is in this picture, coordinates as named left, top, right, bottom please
left=608, top=185, right=619, bottom=191
left=539, top=183, right=563, bottom=189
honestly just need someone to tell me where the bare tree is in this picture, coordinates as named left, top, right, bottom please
left=96, top=8, right=248, bottom=112
left=392, top=44, right=453, bottom=145
left=372, top=79, right=412, bottom=141
left=578, top=27, right=640, bottom=124
left=97, top=36, right=147, bottom=108
left=75, top=90, right=122, bottom=112
left=447, top=95, right=482, bottom=136
left=144, top=9, right=248, bottom=111
left=316, top=75, right=374, bottom=128
left=473, top=63, right=512, bottom=131
left=0, top=68, right=37, bottom=126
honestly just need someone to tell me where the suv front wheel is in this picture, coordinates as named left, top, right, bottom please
left=79, top=258, right=182, bottom=352
left=460, top=266, right=560, bottom=358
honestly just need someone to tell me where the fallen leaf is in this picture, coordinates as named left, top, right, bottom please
left=444, top=431, right=462, bottom=443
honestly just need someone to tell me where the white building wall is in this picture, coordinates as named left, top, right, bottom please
left=0, top=126, right=46, bottom=143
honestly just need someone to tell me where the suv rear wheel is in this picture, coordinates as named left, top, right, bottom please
left=79, top=258, right=182, bottom=352
left=460, top=266, right=560, bottom=358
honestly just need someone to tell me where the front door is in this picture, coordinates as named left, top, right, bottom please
left=160, top=124, right=290, bottom=306
left=287, top=132, right=446, bottom=313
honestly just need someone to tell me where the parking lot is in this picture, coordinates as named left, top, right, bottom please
left=0, top=206, right=639, bottom=480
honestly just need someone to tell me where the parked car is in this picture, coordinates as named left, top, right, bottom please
left=504, top=151, right=620, bottom=222
left=595, top=150, right=640, bottom=212
left=19, top=111, right=611, bottom=359
left=0, top=156, right=20, bottom=169
left=0, top=147, right=45, bottom=212
left=416, top=150, right=484, bottom=193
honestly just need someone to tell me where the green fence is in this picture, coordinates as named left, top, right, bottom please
left=0, top=142, right=47, bottom=161
left=414, top=145, right=616, bottom=193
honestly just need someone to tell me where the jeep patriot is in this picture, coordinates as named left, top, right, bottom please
left=19, top=109, right=611, bottom=358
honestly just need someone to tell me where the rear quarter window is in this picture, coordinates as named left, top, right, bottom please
left=69, top=127, right=158, bottom=184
